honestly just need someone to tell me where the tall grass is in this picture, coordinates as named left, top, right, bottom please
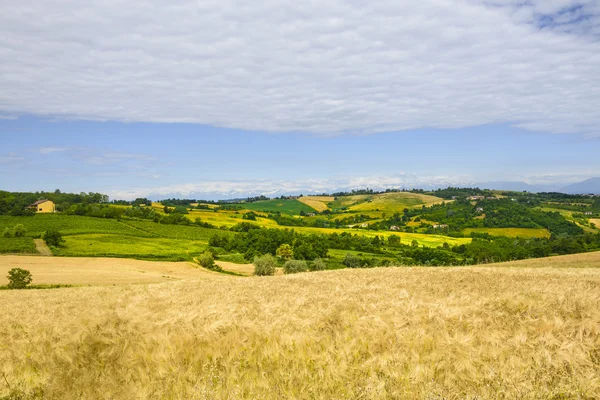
left=1, top=262, right=599, bottom=398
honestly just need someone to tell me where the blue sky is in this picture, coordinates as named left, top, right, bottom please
left=1, top=1, right=599, bottom=199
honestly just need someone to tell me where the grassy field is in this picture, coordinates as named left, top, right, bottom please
left=590, top=218, right=600, bottom=229
left=292, top=226, right=471, bottom=247
left=348, top=192, right=445, bottom=215
left=241, top=199, right=318, bottom=215
left=1, top=252, right=599, bottom=398
left=463, top=227, right=551, bottom=238
left=0, top=237, right=37, bottom=254
left=54, top=234, right=208, bottom=261
left=184, top=208, right=280, bottom=228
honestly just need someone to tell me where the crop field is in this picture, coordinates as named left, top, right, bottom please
left=348, top=192, right=446, bottom=215
left=185, top=209, right=280, bottom=228
left=54, top=234, right=208, bottom=261
left=463, top=227, right=551, bottom=238
left=0, top=237, right=36, bottom=254
left=292, top=226, right=471, bottom=247
left=0, top=255, right=220, bottom=285
left=590, top=218, right=600, bottom=228
left=241, top=199, right=317, bottom=215
left=1, top=252, right=599, bottom=398
left=297, top=196, right=333, bottom=212
left=120, top=219, right=229, bottom=240
left=0, top=215, right=146, bottom=237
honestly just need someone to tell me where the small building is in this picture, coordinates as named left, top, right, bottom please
left=306, top=213, right=316, bottom=217
left=433, top=224, right=449, bottom=229
left=389, top=225, right=401, bottom=231
left=29, top=199, right=56, bottom=213
left=476, top=207, right=484, bottom=212
left=467, top=195, right=485, bottom=201
left=584, top=212, right=593, bottom=216
left=360, top=223, right=368, bottom=228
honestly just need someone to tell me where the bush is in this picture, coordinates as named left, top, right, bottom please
left=7, top=268, right=33, bottom=289
left=12, top=224, right=27, bottom=237
left=254, top=254, right=276, bottom=276
left=2, top=227, right=12, bottom=238
left=343, top=253, right=363, bottom=268
left=283, top=260, right=308, bottom=274
left=43, top=230, right=65, bottom=247
left=198, top=251, right=217, bottom=270
left=311, top=258, right=326, bottom=271
left=276, top=243, right=293, bottom=260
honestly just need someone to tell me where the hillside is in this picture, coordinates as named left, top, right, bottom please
left=1, top=252, right=599, bottom=398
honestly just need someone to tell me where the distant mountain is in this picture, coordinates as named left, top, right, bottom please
left=468, top=181, right=560, bottom=193
left=559, top=178, right=600, bottom=194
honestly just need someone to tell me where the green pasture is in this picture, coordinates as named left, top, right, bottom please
left=0, top=215, right=146, bottom=237
left=54, top=234, right=207, bottom=261
left=0, top=237, right=37, bottom=254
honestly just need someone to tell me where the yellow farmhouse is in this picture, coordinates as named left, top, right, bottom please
left=29, top=199, right=56, bottom=213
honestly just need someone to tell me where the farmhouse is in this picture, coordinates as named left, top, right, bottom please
left=389, top=225, right=401, bottom=231
left=28, top=199, right=56, bottom=213
left=476, top=207, right=484, bottom=212
left=467, top=195, right=485, bottom=201
left=584, top=212, right=593, bottom=216
left=432, top=224, right=449, bottom=229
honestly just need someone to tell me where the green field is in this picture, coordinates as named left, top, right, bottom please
left=463, top=227, right=551, bottom=238
left=54, top=234, right=208, bottom=261
left=0, top=237, right=36, bottom=254
left=0, top=214, right=146, bottom=237
left=241, top=199, right=317, bottom=215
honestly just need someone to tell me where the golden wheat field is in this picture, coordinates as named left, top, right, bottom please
left=1, top=253, right=600, bottom=399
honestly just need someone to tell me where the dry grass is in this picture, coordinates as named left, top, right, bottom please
left=297, top=196, right=333, bottom=212
left=0, top=255, right=221, bottom=285
left=1, top=253, right=600, bottom=399
left=216, top=261, right=284, bottom=276
left=590, top=218, right=600, bottom=229
left=463, top=227, right=551, bottom=238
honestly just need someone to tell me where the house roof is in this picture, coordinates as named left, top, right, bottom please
left=31, top=199, right=51, bottom=206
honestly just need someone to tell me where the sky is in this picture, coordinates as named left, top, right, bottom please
left=1, top=0, right=599, bottom=199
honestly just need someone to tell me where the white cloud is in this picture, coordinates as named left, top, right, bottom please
left=1, top=1, right=599, bottom=136
left=0, top=153, right=24, bottom=164
left=38, top=147, right=70, bottom=154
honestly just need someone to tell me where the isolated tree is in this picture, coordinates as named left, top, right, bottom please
left=198, top=251, right=217, bottom=270
left=411, top=240, right=419, bottom=247
left=283, top=260, right=308, bottom=274
left=253, top=254, right=276, bottom=276
left=7, top=268, right=32, bottom=289
left=43, top=230, right=65, bottom=247
left=276, top=243, right=293, bottom=260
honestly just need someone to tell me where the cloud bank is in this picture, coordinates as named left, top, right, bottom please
left=1, top=0, right=599, bottom=136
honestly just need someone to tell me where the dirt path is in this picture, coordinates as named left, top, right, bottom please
left=34, top=239, right=53, bottom=256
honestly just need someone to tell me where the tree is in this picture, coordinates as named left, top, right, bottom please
left=411, top=240, right=419, bottom=247
left=276, top=244, right=293, bottom=260
left=343, top=253, right=362, bottom=268
left=43, top=230, right=64, bottom=247
left=253, top=254, right=277, bottom=276
left=197, top=251, right=218, bottom=270
left=283, top=260, right=308, bottom=274
left=311, top=258, right=326, bottom=271
left=2, top=227, right=12, bottom=238
left=7, top=268, right=32, bottom=289
left=388, top=235, right=401, bottom=247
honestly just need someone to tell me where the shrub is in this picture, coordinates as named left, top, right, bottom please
left=43, top=230, right=65, bottom=247
left=283, top=260, right=308, bottom=274
left=276, top=243, right=293, bottom=260
left=198, top=251, right=217, bottom=270
left=12, top=224, right=27, bottom=237
left=311, top=258, right=326, bottom=271
left=7, top=268, right=33, bottom=289
left=2, top=227, right=12, bottom=238
left=254, top=254, right=276, bottom=276
left=343, top=253, right=362, bottom=268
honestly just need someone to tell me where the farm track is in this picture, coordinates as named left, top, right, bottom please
left=33, top=239, right=52, bottom=256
